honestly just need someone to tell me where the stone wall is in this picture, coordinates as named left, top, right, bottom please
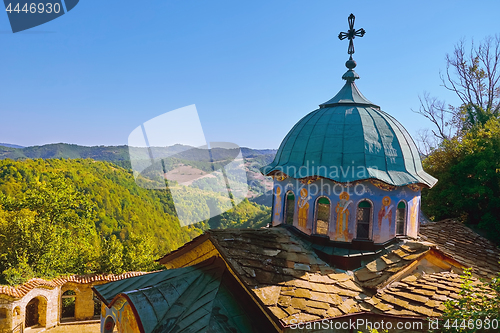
left=0, top=280, right=106, bottom=333
left=0, top=286, right=60, bottom=333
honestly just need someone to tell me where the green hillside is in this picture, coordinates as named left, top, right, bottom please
left=0, top=143, right=277, bottom=202
left=0, top=144, right=132, bottom=168
left=0, top=158, right=270, bottom=285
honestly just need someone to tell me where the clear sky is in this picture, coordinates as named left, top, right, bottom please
left=1, top=0, right=499, bottom=149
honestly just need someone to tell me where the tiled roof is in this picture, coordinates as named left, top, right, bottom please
left=0, top=272, right=148, bottom=299
left=357, top=219, right=500, bottom=319
left=207, top=228, right=366, bottom=325
left=354, top=241, right=432, bottom=291
left=94, top=257, right=265, bottom=333
left=151, top=219, right=499, bottom=328
left=360, top=271, right=482, bottom=317
left=419, top=219, right=500, bottom=279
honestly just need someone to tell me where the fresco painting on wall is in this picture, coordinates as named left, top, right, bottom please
left=297, top=187, right=310, bottom=229
left=117, top=302, right=140, bottom=333
left=409, top=196, right=420, bottom=238
left=334, top=191, right=351, bottom=241
left=269, top=179, right=421, bottom=244
left=375, top=196, right=394, bottom=243
left=273, top=185, right=282, bottom=225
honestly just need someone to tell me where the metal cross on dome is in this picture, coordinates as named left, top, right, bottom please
left=338, top=14, right=365, bottom=55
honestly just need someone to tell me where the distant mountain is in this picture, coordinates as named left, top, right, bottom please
left=0, top=143, right=24, bottom=148
left=0, top=143, right=277, bottom=205
left=0, top=143, right=276, bottom=163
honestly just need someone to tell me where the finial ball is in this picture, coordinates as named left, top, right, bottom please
left=345, top=58, right=357, bottom=69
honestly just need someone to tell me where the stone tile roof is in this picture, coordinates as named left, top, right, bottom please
left=360, top=271, right=483, bottom=318
left=356, top=219, right=500, bottom=320
left=419, top=219, right=500, bottom=279
left=94, top=257, right=266, bottom=333
left=354, top=241, right=432, bottom=291
left=207, top=228, right=366, bottom=325
left=0, top=272, right=148, bottom=299
left=152, top=219, right=499, bottom=328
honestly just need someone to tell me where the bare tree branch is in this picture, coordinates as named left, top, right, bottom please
left=412, top=92, right=455, bottom=141
left=418, top=35, right=500, bottom=145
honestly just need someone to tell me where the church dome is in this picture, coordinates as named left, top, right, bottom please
left=263, top=67, right=437, bottom=188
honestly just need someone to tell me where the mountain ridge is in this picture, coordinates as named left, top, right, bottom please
left=0, top=143, right=276, bottom=166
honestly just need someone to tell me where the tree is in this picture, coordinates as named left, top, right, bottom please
left=99, top=234, right=124, bottom=274
left=122, top=233, right=161, bottom=272
left=0, top=176, right=99, bottom=283
left=415, top=35, right=500, bottom=154
left=422, top=118, right=500, bottom=242
left=440, top=268, right=500, bottom=333
left=417, top=36, right=500, bottom=243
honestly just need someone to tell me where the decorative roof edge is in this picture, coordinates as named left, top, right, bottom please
left=260, top=171, right=433, bottom=190
left=0, top=271, right=150, bottom=299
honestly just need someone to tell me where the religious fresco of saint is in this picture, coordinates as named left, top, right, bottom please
left=408, top=196, right=421, bottom=238
left=373, top=196, right=393, bottom=243
left=273, top=185, right=282, bottom=226
left=334, top=191, right=351, bottom=242
left=297, top=187, right=310, bottom=229
left=270, top=178, right=421, bottom=244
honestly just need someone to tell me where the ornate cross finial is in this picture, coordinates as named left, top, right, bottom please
left=338, top=14, right=365, bottom=55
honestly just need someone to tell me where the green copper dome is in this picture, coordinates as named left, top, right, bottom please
left=262, top=69, right=437, bottom=188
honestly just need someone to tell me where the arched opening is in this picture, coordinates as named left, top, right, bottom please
left=103, top=316, right=116, bottom=333
left=61, top=290, right=76, bottom=321
left=25, top=297, right=46, bottom=328
left=356, top=200, right=372, bottom=239
left=13, top=307, right=20, bottom=317
left=284, top=191, right=295, bottom=225
left=315, top=197, right=330, bottom=235
left=93, top=295, right=101, bottom=319
left=0, top=307, right=7, bottom=320
left=396, top=201, right=407, bottom=235
left=0, top=307, right=7, bottom=332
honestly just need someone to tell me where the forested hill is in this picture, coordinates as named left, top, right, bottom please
left=0, top=158, right=271, bottom=285
left=0, top=143, right=276, bottom=169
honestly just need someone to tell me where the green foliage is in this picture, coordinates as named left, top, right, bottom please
left=0, top=176, right=98, bottom=283
left=1, top=255, right=34, bottom=286
left=122, top=233, right=160, bottom=272
left=0, top=158, right=271, bottom=285
left=422, top=118, right=500, bottom=243
left=208, top=199, right=271, bottom=229
left=0, top=143, right=132, bottom=168
left=440, top=268, right=500, bottom=332
left=99, top=234, right=124, bottom=274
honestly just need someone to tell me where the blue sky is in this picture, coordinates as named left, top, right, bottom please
left=1, top=0, right=500, bottom=149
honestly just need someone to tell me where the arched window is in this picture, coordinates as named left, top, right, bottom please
left=25, top=297, right=47, bottom=328
left=13, top=307, right=20, bottom=317
left=0, top=307, right=7, bottom=320
left=356, top=200, right=372, bottom=239
left=396, top=201, right=407, bottom=235
left=103, top=316, right=116, bottom=333
left=93, top=295, right=102, bottom=318
left=284, top=191, right=295, bottom=225
left=315, top=197, right=330, bottom=235
left=61, top=290, right=76, bottom=320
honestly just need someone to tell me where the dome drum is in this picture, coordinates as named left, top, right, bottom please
left=272, top=177, right=420, bottom=246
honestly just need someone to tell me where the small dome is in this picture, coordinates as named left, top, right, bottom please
left=263, top=72, right=437, bottom=188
